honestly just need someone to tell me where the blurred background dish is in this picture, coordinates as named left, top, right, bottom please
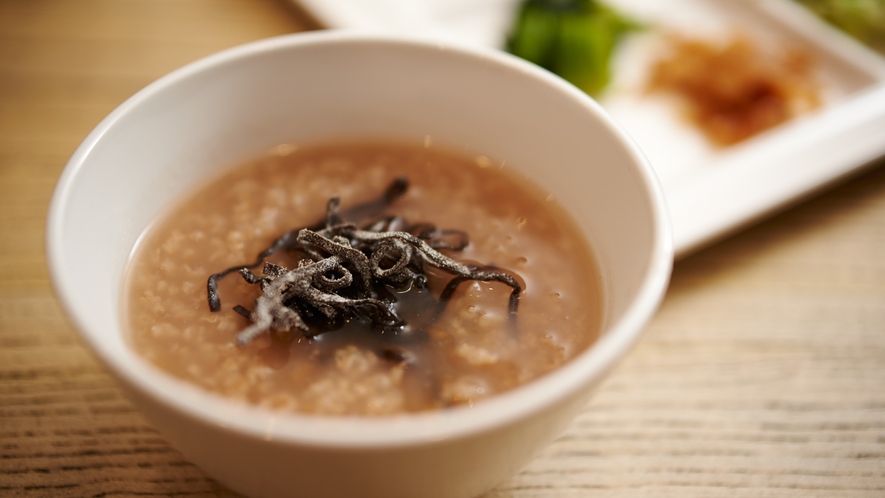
left=295, top=0, right=885, bottom=256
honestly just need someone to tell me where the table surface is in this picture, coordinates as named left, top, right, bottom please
left=2, top=1, right=884, bottom=497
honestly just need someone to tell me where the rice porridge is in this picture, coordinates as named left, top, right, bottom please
left=124, top=141, right=602, bottom=416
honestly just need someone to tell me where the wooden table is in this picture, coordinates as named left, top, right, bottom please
left=2, top=1, right=884, bottom=496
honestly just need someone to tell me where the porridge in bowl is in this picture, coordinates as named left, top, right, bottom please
left=125, top=141, right=602, bottom=415
left=49, top=32, right=672, bottom=498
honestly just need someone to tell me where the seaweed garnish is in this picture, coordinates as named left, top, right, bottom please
left=206, top=178, right=523, bottom=346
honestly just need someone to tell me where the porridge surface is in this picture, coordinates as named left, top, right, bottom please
left=125, top=142, right=601, bottom=415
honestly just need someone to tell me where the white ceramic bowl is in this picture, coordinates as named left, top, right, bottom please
left=47, top=32, right=671, bottom=498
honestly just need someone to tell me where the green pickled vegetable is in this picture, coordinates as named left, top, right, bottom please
left=506, top=0, right=640, bottom=96
left=796, top=0, right=885, bottom=54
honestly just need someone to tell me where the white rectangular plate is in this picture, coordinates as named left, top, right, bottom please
left=296, top=0, right=885, bottom=256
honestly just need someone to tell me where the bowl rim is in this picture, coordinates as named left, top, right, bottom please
left=46, top=30, right=673, bottom=449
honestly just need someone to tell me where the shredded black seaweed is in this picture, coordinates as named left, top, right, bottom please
left=206, top=178, right=523, bottom=346
left=206, top=177, right=410, bottom=312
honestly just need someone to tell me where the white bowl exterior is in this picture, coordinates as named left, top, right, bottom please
left=47, top=32, right=671, bottom=498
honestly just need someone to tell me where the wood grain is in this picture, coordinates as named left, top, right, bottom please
left=1, top=1, right=883, bottom=497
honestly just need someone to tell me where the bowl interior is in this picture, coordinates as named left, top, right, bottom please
left=47, top=32, right=671, bottom=445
